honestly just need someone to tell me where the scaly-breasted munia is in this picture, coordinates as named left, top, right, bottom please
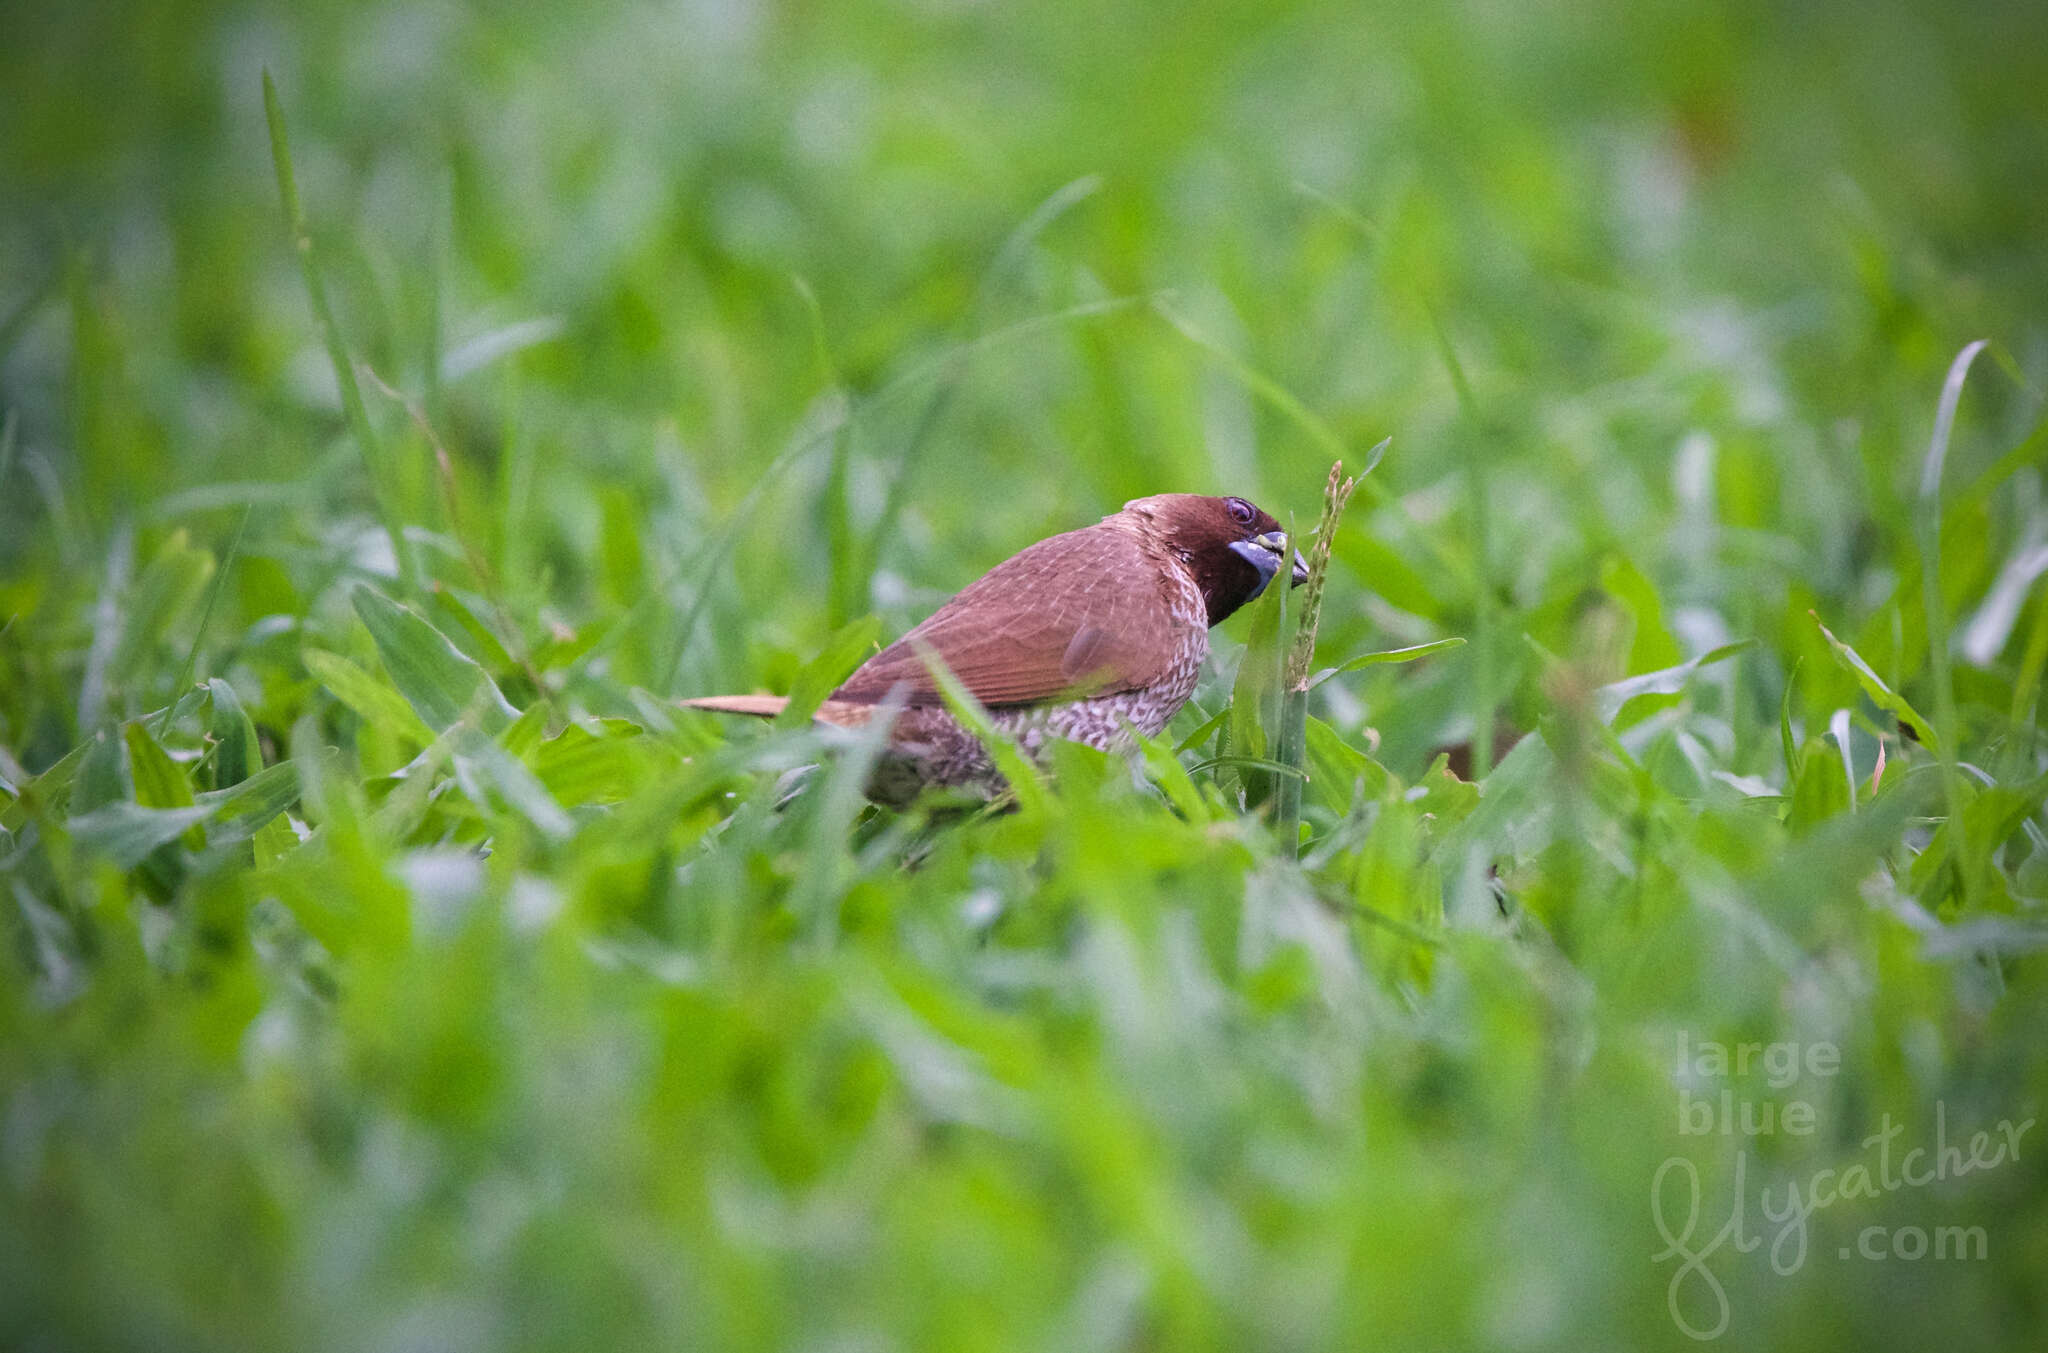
left=685, top=493, right=1305, bottom=805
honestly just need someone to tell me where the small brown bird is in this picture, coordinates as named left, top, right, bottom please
left=684, top=493, right=1305, bottom=805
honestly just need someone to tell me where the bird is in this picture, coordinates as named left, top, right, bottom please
left=683, top=493, right=1306, bottom=806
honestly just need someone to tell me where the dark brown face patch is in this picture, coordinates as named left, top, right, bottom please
left=1151, top=495, right=1284, bottom=625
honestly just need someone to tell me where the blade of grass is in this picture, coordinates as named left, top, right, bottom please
left=360, top=361, right=545, bottom=694
left=1130, top=727, right=1211, bottom=820
left=1277, top=461, right=1364, bottom=853
left=154, top=506, right=249, bottom=736
left=76, top=522, right=134, bottom=735
left=303, top=648, right=437, bottom=747
left=1173, top=705, right=1231, bottom=756
left=351, top=586, right=517, bottom=735
left=1810, top=613, right=1937, bottom=751
left=2010, top=576, right=2048, bottom=735
left=1226, top=519, right=1290, bottom=810
left=1829, top=707, right=1858, bottom=810
left=65, top=759, right=300, bottom=870
left=912, top=639, right=1048, bottom=819
left=1946, top=406, right=2048, bottom=532
left=792, top=703, right=898, bottom=947
left=791, top=278, right=861, bottom=629
left=1185, top=755, right=1308, bottom=781
left=1918, top=339, right=1990, bottom=909
left=263, top=72, right=413, bottom=590
left=1780, top=657, right=1803, bottom=786
left=424, top=165, right=448, bottom=425
left=1594, top=640, right=1757, bottom=723
left=123, top=722, right=195, bottom=811
left=1431, top=308, right=1499, bottom=779
left=1308, top=638, right=1465, bottom=689
left=778, top=615, right=883, bottom=727
left=207, top=678, right=261, bottom=789
left=64, top=802, right=213, bottom=870
left=451, top=729, right=573, bottom=843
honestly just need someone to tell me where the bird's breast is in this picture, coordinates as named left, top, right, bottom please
left=1150, top=554, right=1212, bottom=712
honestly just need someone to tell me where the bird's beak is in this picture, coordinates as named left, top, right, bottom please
left=1257, top=532, right=1310, bottom=587
left=1230, top=532, right=1311, bottom=601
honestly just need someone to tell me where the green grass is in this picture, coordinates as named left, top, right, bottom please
left=5, top=1, right=2048, bottom=1349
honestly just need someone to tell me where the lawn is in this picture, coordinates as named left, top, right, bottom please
left=3, top=1, right=2047, bottom=1349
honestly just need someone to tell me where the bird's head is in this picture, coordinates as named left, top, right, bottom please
left=1119, top=493, right=1309, bottom=626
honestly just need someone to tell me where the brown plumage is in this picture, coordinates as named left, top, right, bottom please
left=684, top=493, right=1304, bottom=805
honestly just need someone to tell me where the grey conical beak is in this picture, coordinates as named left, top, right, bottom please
left=1230, top=532, right=1309, bottom=601
left=1253, top=532, right=1311, bottom=587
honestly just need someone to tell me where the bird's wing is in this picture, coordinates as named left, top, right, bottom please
left=831, top=527, right=1189, bottom=708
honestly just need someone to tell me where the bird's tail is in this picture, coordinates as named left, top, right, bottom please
left=680, top=695, right=879, bottom=729
left=679, top=694, right=790, bottom=718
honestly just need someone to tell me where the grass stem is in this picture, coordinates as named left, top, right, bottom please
left=263, top=72, right=414, bottom=590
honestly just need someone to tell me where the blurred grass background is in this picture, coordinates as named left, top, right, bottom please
left=4, top=0, right=2048, bottom=1349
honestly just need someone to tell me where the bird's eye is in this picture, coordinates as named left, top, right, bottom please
left=1225, top=497, right=1255, bottom=526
